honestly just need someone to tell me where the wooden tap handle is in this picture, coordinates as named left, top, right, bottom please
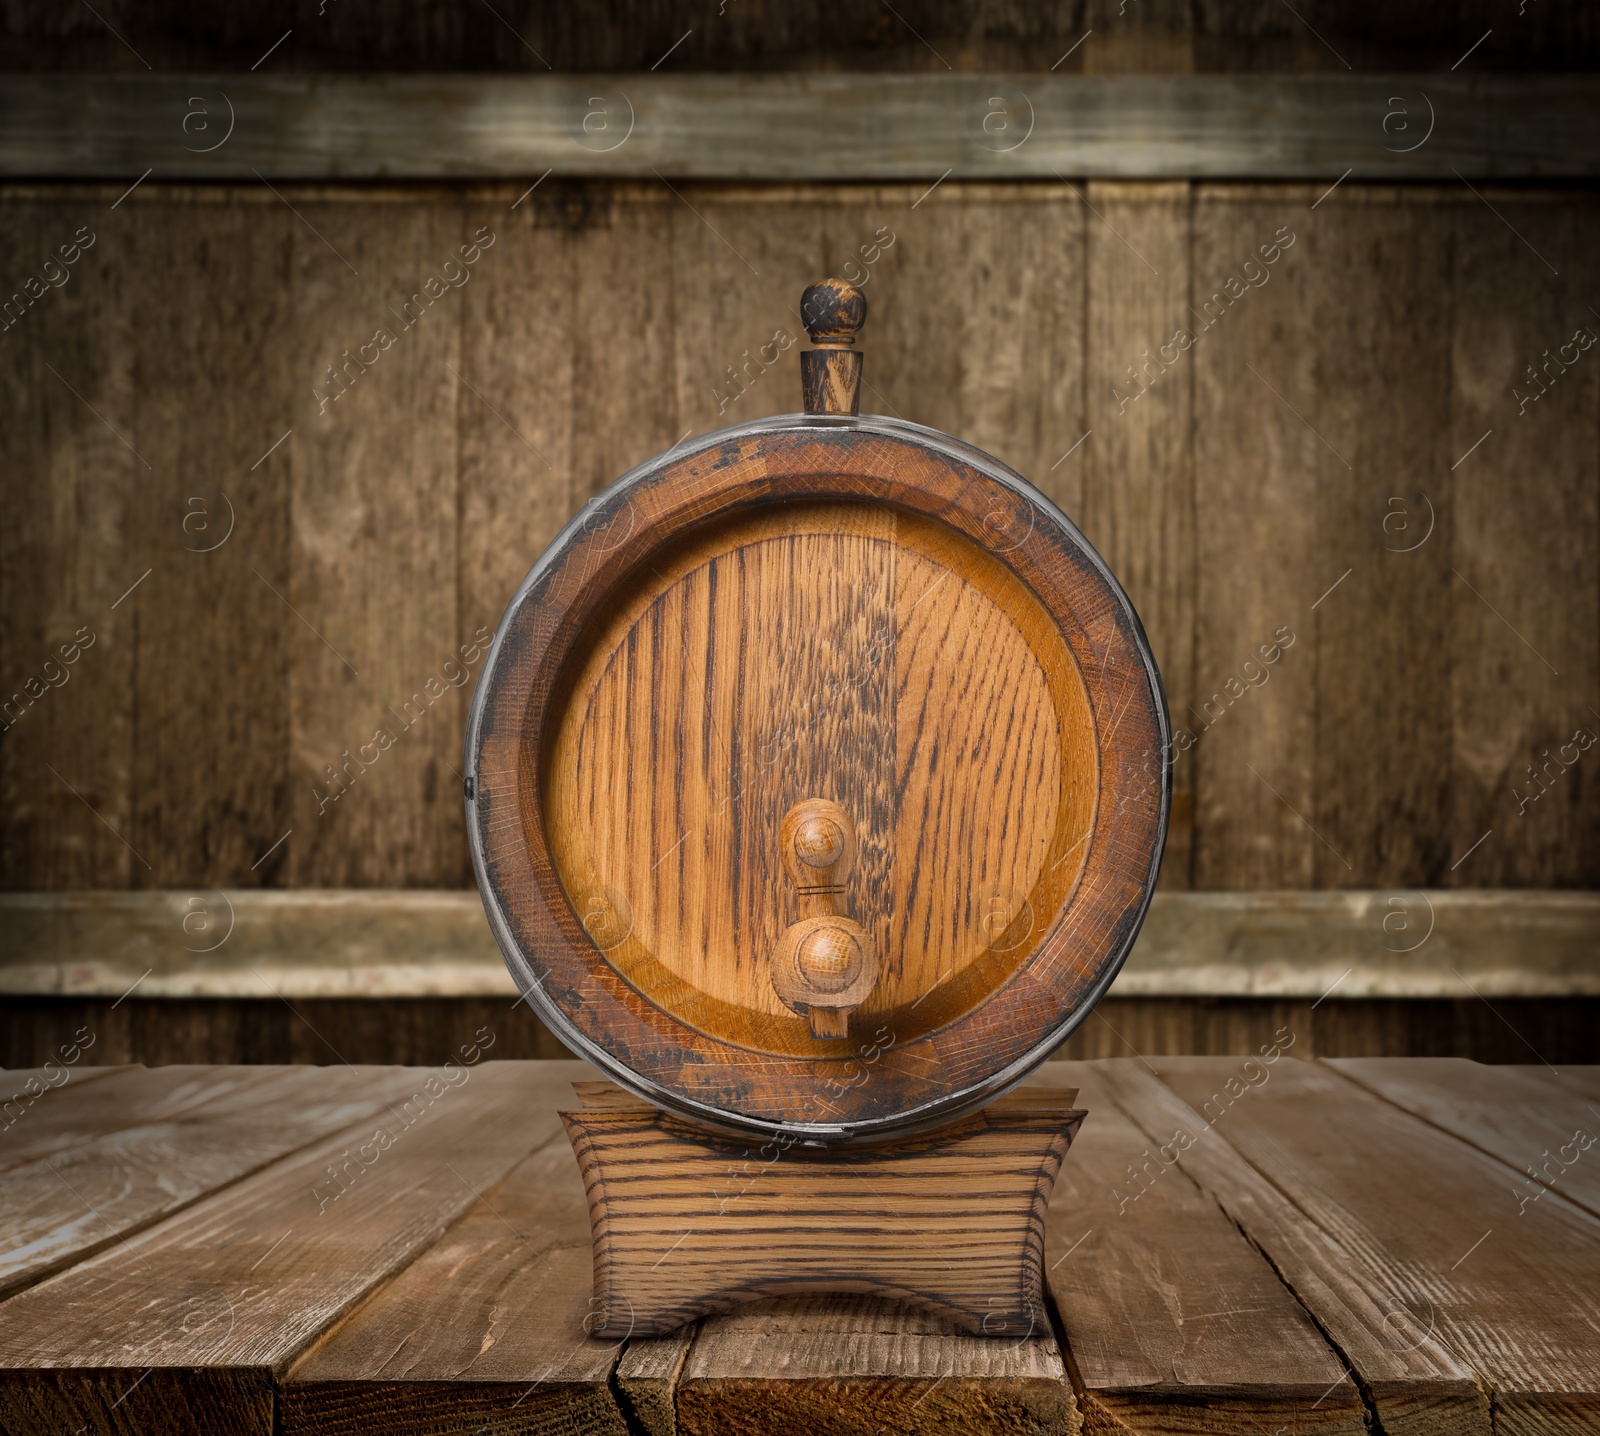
left=800, top=279, right=866, bottom=416
left=771, top=799, right=878, bottom=1040
left=779, top=798, right=857, bottom=916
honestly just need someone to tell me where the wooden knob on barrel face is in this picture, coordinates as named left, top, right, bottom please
left=771, top=799, right=878, bottom=1040
left=795, top=923, right=863, bottom=992
left=800, top=279, right=867, bottom=417
left=780, top=798, right=857, bottom=910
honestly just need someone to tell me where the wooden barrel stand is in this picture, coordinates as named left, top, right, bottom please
left=562, top=1082, right=1085, bottom=1338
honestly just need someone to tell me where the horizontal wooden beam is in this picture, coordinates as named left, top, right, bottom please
left=0, top=75, right=1594, bottom=181
left=0, top=890, right=1592, bottom=1001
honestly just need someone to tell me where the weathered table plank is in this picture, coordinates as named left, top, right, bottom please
left=0, top=1065, right=330, bottom=1174
left=1330, top=1057, right=1600, bottom=1221
left=676, top=1294, right=1075, bottom=1436
left=0, top=1062, right=577, bottom=1436
left=0, top=1064, right=429, bottom=1299
left=280, top=1068, right=638, bottom=1436
left=1087, top=1059, right=1490, bottom=1436
left=1531, top=1064, right=1600, bottom=1104
left=0, top=1058, right=1592, bottom=1435
left=616, top=1332, right=694, bottom=1436
left=1157, top=1057, right=1600, bottom=1436
left=1031, top=1063, right=1367, bottom=1435
left=0, top=1063, right=142, bottom=1169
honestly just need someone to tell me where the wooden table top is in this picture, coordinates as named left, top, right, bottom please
left=0, top=1056, right=1595, bottom=1435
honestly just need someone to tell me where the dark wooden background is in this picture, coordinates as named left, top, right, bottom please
left=4, top=178, right=1595, bottom=894
left=1, top=3, right=1597, bottom=1066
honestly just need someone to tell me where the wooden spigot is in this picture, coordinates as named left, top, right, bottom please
left=800, top=279, right=866, bottom=416
left=770, top=798, right=878, bottom=1039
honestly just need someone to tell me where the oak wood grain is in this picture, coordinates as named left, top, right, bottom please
left=1156, top=1056, right=1600, bottom=1435
left=563, top=1090, right=1082, bottom=1337
left=544, top=504, right=1085, bottom=1046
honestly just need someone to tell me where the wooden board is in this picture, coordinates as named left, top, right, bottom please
left=1029, top=1062, right=1368, bottom=1434
left=1306, top=188, right=1456, bottom=887
left=677, top=1295, right=1075, bottom=1436
left=0, top=1062, right=580, bottom=1436
left=0, top=190, right=140, bottom=888
left=1189, top=185, right=1319, bottom=888
left=834, top=184, right=1086, bottom=522
left=280, top=1103, right=634, bottom=1435
left=458, top=190, right=679, bottom=658
left=1080, top=179, right=1194, bottom=889
left=1447, top=192, right=1600, bottom=886
left=0, top=1064, right=430, bottom=1299
left=6, top=888, right=1600, bottom=1001
left=1156, top=1055, right=1600, bottom=1434
left=2, top=1059, right=1599, bottom=1432
left=616, top=1332, right=694, bottom=1436
left=1329, top=1057, right=1600, bottom=1221
left=3, top=77, right=1600, bottom=180
left=125, top=189, right=297, bottom=888
left=285, top=193, right=469, bottom=888
left=665, top=188, right=824, bottom=436
left=1084, top=1058, right=1491, bottom=1435
left=11, top=993, right=1600, bottom=1071
left=1538, top=1065, right=1600, bottom=1103
left=0, top=1064, right=269, bottom=1173
left=5, top=3, right=1600, bottom=74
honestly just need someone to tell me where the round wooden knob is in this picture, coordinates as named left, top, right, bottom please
left=794, top=816, right=845, bottom=868
left=795, top=924, right=863, bottom=992
left=780, top=798, right=857, bottom=895
left=772, top=916, right=876, bottom=1040
left=801, top=279, right=867, bottom=348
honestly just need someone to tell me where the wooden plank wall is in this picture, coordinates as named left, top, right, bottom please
left=2, top=179, right=1597, bottom=893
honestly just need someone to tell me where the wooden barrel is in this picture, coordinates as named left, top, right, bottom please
left=467, top=280, right=1169, bottom=1142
